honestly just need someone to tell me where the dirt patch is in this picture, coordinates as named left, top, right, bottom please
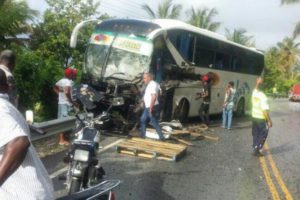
left=32, top=136, right=69, bottom=158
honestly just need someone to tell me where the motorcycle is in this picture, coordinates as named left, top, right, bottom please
left=61, top=84, right=120, bottom=199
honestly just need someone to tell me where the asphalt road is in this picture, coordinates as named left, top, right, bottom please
left=44, top=99, right=300, bottom=200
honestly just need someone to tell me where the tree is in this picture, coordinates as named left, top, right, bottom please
left=225, top=28, right=255, bottom=47
left=16, top=0, right=111, bottom=120
left=31, top=0, right=103, bottom=67
left=186, top=7, right=221, bottom=32
left=281, top=0, right=300, bottom=38
left=264, top=47, right=283, bottom=93
left=264, top=38, right=300, bottom=94
left=0, top=0, right=38, bottom=48
left=281, top=0, right=300, bottom=4
left=276, top=37, right=300, bottom=78
left=13, top=45, right=62, bottom=120
left=141, top=0, right=182, bottom=19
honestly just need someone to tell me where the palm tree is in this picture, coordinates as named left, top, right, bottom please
left=225, top=28, right=255, bottom=47
left=281, top=0, right=300, bottom=38
left=276, top=37, right=300, bottom=77
left=141, top=0, right=182, bottom=19
left=186, top=7, right=221, bottom=32
left=292, top=22, right=300, bottom=39
left=0, top=0, right=38, bottom=48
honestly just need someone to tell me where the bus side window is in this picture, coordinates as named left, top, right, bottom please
left=231, top=56, right=241, bottom=72
left=194, top=35, right=215, bottom=68
left=151, top=37, right=176, bottom=81
left=214, top=52, right=230, bottom=70
left=168, top=30, right=194, bottom=62
left=215, top=53, right=224, bottom=69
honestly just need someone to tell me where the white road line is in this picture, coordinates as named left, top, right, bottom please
left=50, top=139, right=124, bottom=179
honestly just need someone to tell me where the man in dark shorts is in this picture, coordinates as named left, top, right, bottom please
left=197, top=75, right=211, bottom=126
left=251, top=77, right=272, bottom=156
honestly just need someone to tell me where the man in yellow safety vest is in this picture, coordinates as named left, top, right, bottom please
left=251, top=77, right=272, bottom=156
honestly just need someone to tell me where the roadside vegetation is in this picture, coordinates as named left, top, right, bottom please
left=0, top=0, right=299, bottom=121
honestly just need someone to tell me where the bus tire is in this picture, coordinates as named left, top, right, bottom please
left=235, top=98, right=245, bottom=117
left=174, top=99, right=189, bottom=123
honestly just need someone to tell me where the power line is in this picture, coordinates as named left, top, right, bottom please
left=100, top=4, right=142, bottom=19
left=99, top=0, right=150, bottom=19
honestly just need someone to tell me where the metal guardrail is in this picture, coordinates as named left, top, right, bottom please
left=266, top=93, right=288, bottom=99
left=31, top=116, right=76, bottom=142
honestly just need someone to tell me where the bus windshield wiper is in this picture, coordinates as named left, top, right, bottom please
left=104, top=72, right=135, bottom=81
left=104, top=72, right=126, bottom=78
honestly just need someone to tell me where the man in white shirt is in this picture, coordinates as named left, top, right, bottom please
left=0, top=49, right=18, bottom=106
left=140, top=73, right=165, bottom=140
left=53, top=67, right=77, bottom=145
left=0, top=69, right=54, bottom=199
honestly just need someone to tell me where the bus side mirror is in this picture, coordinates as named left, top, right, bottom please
left=70, top=19, right=102, bottom=48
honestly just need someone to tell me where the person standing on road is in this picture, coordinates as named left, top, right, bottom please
left=197, top=75, right=211, bottom=126
left=222, top=81, right=236, bottom=130
left=251, top=77, right=272, bottom=156
left=272, top=84, right=278, bottom=99
left=0, top=69, right=54, bottom=199
left=0, top=49, right=18, bottom=106
left=140, top=73, right=165, bottom=140
left=53, top=67, right=78, bottom=145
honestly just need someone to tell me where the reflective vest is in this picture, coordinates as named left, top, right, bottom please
left=251, top=89, right=269, bottom=119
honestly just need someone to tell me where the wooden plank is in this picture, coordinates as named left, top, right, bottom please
left=190, top=132, right=219, bottom=141
left=117, top=141, right=182, bottom=156
left=170, top=135, right=193, bottom=146
left=117, top=143, right=176, bottom=156
left=147, top=128, right=190, bottom=135
left=119, top=147, right=175, bottom=161
left=119, top=139, right=182, bottom=152
left=171, top=130, right=191, bottom=134
left=130, top=137, right=186, bottom=150
left=116, top=137, right=187, bottom=162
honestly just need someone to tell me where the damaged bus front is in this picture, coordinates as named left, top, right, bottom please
left=71, top=19, right=161, bottom=133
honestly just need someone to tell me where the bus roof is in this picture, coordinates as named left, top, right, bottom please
left=150, top=19, right=263, bottom=55
left=95, top=18, right=263, bottom=55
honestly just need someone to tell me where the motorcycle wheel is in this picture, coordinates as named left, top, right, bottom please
left=69, top=177, right=81, bottom=194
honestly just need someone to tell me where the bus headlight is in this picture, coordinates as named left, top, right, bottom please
left=74, top=149, right=90, bottom=162
left=112, top=97, right=124, bottom=106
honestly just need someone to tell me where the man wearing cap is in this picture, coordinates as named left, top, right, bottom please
left=251, top=77, right=272, bottom=156
left=197, top=74, right=211, bottom=126
left=53, top=67, right=78, bottom=145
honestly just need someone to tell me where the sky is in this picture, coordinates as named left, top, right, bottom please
left=26, top=0, right=300, bottom=50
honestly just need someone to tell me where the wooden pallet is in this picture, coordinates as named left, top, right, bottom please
left=116, top=137, right=187, bottom=162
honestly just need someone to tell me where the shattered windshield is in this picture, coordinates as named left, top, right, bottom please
left=84, top=31, right=153, bottom=82
left=104, top=48, right=150, bottom=79
left=85, top=44, right=108, bottom=79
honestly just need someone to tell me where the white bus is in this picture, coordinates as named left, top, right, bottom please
left=71, top=19, right=264, bottom=123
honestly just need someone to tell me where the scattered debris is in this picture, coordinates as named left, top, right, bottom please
left=159, top=120, right=183, bottom=129
left=145, top=122, right=219, bottom=145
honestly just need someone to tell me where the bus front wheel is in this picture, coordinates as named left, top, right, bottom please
left=235, top=99, right=245, bottom=117
left=174, top=99, right=189, bottom=123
